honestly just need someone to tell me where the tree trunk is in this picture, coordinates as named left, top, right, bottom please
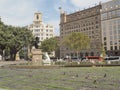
left=10, top=53, right=17, bottom=61
left=76, top=51, right=79, bottom=60
left=10, top=53, right=14, bottom=61
left=13, top=53, right=17, bottom=61
left=1, top=50, right=4, bottom=60
left=10, top=48, right=17, bottom=61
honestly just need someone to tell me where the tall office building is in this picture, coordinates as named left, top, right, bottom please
left=101, top=0, right=120, bottom=56
left=28, top=12, right=54, bottom=44
left=60, top=5, right=102, bottom=58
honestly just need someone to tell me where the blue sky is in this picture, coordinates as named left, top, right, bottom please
left=0, top=0, right=110, bottom=36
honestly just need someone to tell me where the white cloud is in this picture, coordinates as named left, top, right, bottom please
left=0, top=0, right=39, bottom=26
left=70, top=0, right=111, bottom=9
left=61, top=0, right=67, bottom=3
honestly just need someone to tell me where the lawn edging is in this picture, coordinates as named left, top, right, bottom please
left=64, top=64, right=120, bottom=67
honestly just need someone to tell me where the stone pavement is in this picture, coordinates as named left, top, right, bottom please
left=0, top=60, right=28, bottom=67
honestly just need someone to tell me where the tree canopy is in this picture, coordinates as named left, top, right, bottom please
left=0, top=20, right=34, bottom=60
left=62, top=32, right=90, bottom=57
left=40, top=37, right=58, bottom=53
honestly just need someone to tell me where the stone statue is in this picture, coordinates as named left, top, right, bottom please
left=34, top=37, right=39, bottom=49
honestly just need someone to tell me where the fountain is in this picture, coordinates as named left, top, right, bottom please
left=42, top=52, right=51, bottom=65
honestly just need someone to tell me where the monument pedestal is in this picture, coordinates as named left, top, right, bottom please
left=32, top=49, right=42, bottom=65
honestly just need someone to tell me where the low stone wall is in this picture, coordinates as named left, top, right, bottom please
left=8, top=65, right=61, bottom=69
left=64, top=64, right=120, bottom=67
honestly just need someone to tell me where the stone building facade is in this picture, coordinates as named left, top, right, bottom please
left=28, top=12, right=54, bottom=44
left=60, top=5, right=102, bottom=58
left=101, top=0, right=120, bottom=56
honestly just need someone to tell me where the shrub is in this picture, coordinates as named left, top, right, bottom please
left=55, top=61, right=67, bottom=65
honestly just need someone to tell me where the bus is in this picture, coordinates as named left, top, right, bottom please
left=104, top=56, right=120, bottom=61
left=86, top=56, right=103, bottom=63
left=86, top=56, right=103, bottom=61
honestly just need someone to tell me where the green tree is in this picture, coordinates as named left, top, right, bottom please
left=40, top=37, right=58, bottom=54
left=7, top=26, right=33, bottom=60
left=0, top=19, right=34, bottom=61
left=62, top=32, right=90, bottom=58
left=100, top=44, right=106, bottom=58
left=0, top=20, right=6, bottom=60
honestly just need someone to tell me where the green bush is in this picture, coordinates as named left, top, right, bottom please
left=111, top=61, right=120, bottom=64
left=80, top=61, right=93, bottom=65
left=55, top=61, right=67, bottom=65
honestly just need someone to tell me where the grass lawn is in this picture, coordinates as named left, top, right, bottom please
left=0, top=67, right=120, bottom=90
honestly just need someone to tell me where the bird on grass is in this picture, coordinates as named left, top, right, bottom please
left=104, top=73, right=107, bottom=78
left=63, top=72, right=66, bottom=75
left=75, top=74, right=78, bottom=77
left=93, top=80, right=97, bottom=84
left=85, top=75, right=89, bottom=79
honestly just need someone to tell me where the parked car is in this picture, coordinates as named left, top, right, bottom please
left=71, top=57, right=81, bottom=61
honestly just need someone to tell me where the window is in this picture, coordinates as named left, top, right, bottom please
left=110, top=30, right=112, bottom=35
left=41, top=37, right=43, bottom=40
left=101, top=13, right=107, bottom=20
left=115, top=46, right=117, bottom=50
left=110, top=46, right=113, bottom=50
left=104, top=42, right=107, bottom=45
left=95, top=17, right=98, bottom=19
left=104, top=47, right=107, bottom=51
left=96, top=21, right=98, bottom=24
left=115, top=42, right=117, bottom=45
left=114, top=29, right=117, bottom=35
left=46, top=29, right=48, bottom=32
left=104, top=37, right=106, bottom=41
left=110, top=36, right=112, bottom=40
left=34, top=29, right=40, bottom=32
left=118, top=25, right=120, bottom=31
left=36, top=15, right=39, bottom=19
left=89, top=27, right=91, bottom=30
left=112, top=11, right=116, bottom=17
left=110, top=41, right=113, bottom=45
left=116, top=10, right=120, bottom=16
left=108, top=12, right=112, bottom=19
left=103, top=32, right=106, bottom=36
left=96, top=26, right=98, bottom=28
left=114, top=36, right=117, bottom=40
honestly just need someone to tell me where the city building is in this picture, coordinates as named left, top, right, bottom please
left=101, top=0, right=120, bottom=56
left=60, top=5, right=102, bottom=58
left=28, top=12, right=55, bottom=44
left=54, top=36, right=60, bottom=58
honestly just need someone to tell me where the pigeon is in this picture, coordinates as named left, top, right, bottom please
left=104, top=73, right=107, bottom=78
